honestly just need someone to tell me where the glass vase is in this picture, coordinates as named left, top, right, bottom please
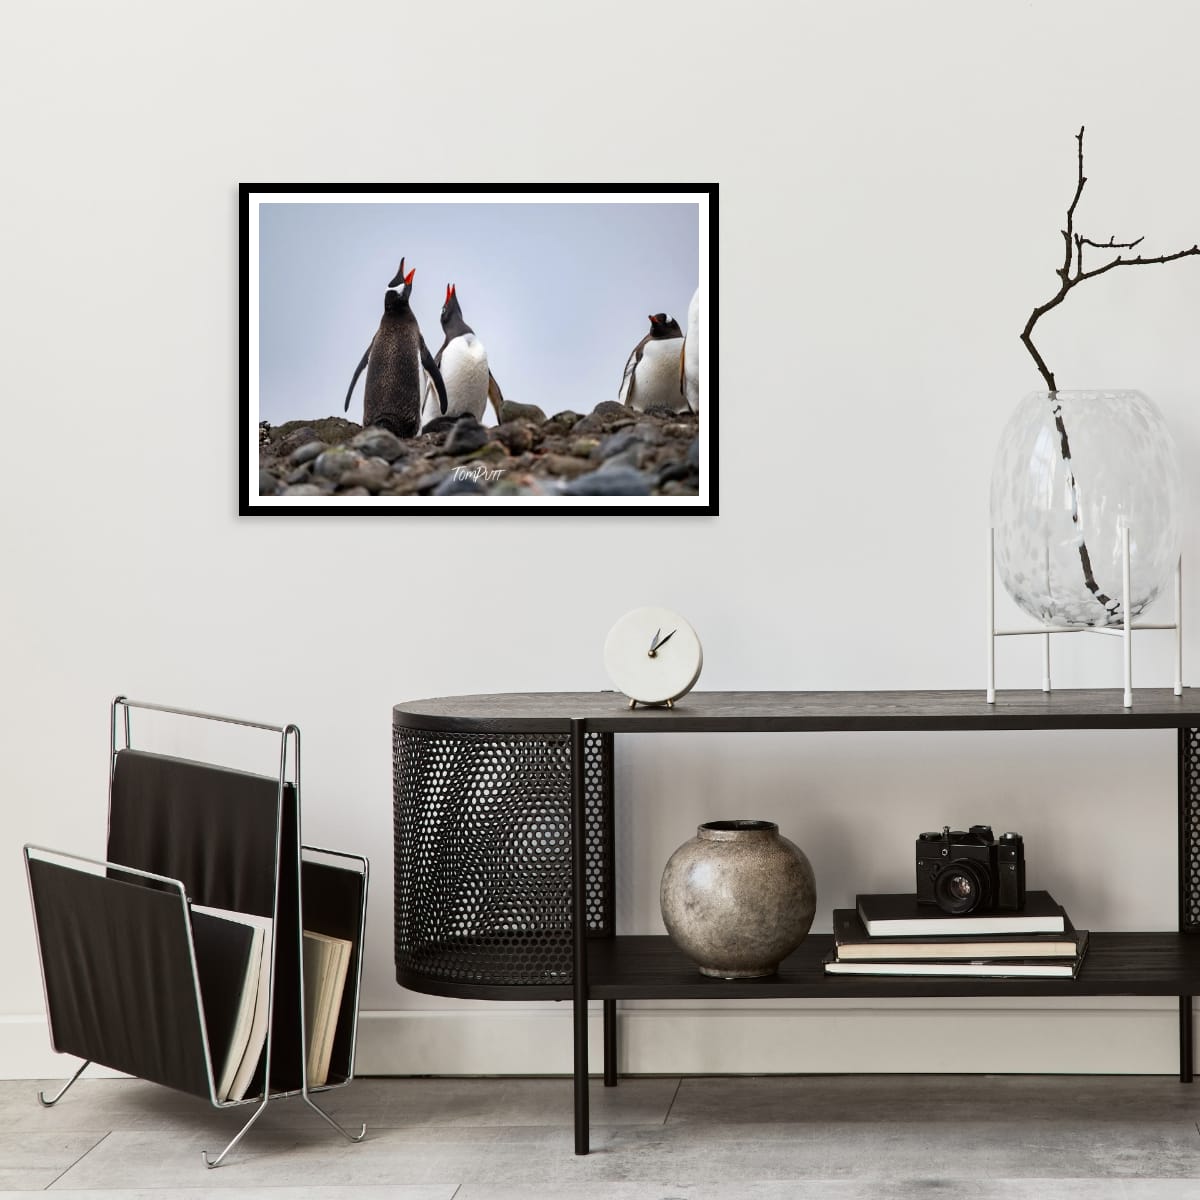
left=990, top=390, right=1182, bottom=628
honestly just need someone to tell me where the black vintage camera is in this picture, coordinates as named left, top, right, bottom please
left=915, top=825, right=1026, bottom=915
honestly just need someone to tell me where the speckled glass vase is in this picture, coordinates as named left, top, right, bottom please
left=659, top=820, right=816, bottom=979
left=990, top=390, right=1182, bottom=628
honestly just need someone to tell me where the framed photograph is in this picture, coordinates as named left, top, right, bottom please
left=240, top=183, right=716, bottom=515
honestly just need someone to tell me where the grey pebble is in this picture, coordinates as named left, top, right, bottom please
left=493, top=421, right=536, bottom=454
left=285, top=463, right=312, bottom=485
left=498, top=400, right=547, bottom=425
left=350, top=427, right=406, bottom=461
left=282, top=483, right=329, bottom=496
left=258, top=469, right=279, bottom=496
left=599, top=448, right=645, bottom=473
left=597, top=427, right=643, bottom=461
left=564, top=466, right=652, bottom=496
left=313, top=447, right=363, bottom=481
left=445, top=419, right=490, bottom=456
left=540, top=453, right=591, bottom=478
left=570, top=412, right=605, bottom=435
left=656, top=457, right=696, bottom=486
left=287, top=440, right=326, bottom=467
left=340, top=457, right=392, bottom=492
left=591, top=400, right=628, bottom=419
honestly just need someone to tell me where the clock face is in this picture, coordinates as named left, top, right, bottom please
left=603, top=607, right=703, bottom=705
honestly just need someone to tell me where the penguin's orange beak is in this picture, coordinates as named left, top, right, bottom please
left=404, top=268, right=416, bottom=286
left=445, top=283, right=452, bottom=302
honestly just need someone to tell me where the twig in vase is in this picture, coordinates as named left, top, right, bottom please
left=1018, top=127, right=1200, bottom=622
left=1021, top=126, right=1200, bottom=393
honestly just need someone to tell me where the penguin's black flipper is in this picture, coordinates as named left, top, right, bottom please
left=422, top=338, right=449, bottom=415
left=487, top=371, right=505, bottom=424
left=618, top=345, right=640, bottom=406
left=344, top=340, right=373, bottom=412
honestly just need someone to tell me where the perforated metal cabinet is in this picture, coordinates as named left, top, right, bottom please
left=1182, top=728, right=1200, bottom=932
left=393, top=727, right=613, bottom=996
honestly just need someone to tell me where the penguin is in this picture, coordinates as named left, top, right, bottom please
left=618, top=313, right=688, bottom=412
left=420, top=284, right=506, bottom=428
left=681, top=287, right=700, bottom=413
left=344, top=259, right=447, bottom=438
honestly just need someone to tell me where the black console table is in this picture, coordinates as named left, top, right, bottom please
left=392, top=689, right=1200, bottom=1154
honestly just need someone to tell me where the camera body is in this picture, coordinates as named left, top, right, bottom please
left=915, top=825, right=1026, bottom=915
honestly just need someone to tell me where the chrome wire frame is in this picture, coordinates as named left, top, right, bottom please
left=36, top=1058, right=90, bottom=1107
left=297, top=843, right=369, bottom=1142
left=26, top=697, right=368, bottom=1169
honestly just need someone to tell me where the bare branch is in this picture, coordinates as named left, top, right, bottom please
left=1020, top=126, right=1199, bottom=392
left=1080, top=234, right=1145, bottom=251
left=1078, top=244, right=1200, bottom=283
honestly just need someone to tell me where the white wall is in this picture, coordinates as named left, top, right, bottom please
left=3, top=0, right=1200, bottom=1078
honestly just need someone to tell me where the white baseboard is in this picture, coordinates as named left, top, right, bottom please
left=356, top=1002, right=1190, bottom=1076
left=4, top=1003, right=1192, bottom=1080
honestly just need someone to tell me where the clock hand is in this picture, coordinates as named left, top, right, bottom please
left=648, top=628, right=661, bottom=655
left=648, top=628, right=676, bottom=658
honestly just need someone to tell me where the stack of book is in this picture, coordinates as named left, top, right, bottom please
left=823, top=890, right=1088, bottom=978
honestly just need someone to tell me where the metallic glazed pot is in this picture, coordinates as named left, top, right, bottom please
left=659, top=820, right=817, bottom=979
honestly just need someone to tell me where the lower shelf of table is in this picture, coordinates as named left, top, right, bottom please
left=398, top=932, right=1200, bottom=1001
left=588, top=934, right=1200, bottom=999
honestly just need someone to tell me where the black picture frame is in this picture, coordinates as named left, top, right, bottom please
left=240, top=183, right=717, bottom=516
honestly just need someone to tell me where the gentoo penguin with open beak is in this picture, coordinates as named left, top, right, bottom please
left=420, top=283, right=505, bottom=428
left=618, top=313, right=688, bottom=412
left=681, top=287, right=700, bottom=412
left=344, top=258, right=447, bottom=438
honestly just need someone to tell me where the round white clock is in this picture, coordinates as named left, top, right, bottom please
left=604, top=607, right=703, bottom=708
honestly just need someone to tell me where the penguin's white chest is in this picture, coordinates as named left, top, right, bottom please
left=683, top=289, right=700, bottom=412
left=441, top=334, right=489, bottom=419
left=628, top=338, right=686, bottom=412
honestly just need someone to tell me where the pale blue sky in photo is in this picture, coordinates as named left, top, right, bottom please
left=257, top=200, right=699, bottom=426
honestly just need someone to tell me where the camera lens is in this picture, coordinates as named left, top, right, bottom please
left=933, top=859, right=990, bottom=915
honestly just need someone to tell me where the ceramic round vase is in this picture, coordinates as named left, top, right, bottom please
left=659, top=820, right=816, bottom=979
left=990, top=390, right=1182, bottom=628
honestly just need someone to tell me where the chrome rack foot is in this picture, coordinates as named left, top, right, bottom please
left=302, top=1092, right=366, bottom=1142
left=201, top=1096, right=270, bottom=1169
left=38, top=1059, right=90, bottom=1107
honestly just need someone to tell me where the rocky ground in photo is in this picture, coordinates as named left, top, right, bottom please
left=258, top=401, right=700, bottom=498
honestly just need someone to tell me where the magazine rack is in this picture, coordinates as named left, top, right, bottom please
left=23, top=697, right=369, bottom=1168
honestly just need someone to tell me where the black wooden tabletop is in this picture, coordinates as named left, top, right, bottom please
left=393, top=688, right=1200, bottom=734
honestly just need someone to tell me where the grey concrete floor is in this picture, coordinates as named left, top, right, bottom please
left=1, top=1074, right=1199, bottom=1198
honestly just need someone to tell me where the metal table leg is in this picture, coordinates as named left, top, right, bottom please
left=1180, top=997, right=1194, bottom=1084
left=570, top=718, right=590, bottom=1153
left=603, top=999, right=618, bottom=1086
left=1178, top=728, right=1198, bottom=1082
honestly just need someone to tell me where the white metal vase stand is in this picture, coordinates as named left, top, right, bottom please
left=987, top=527, right=1183, bottom=708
